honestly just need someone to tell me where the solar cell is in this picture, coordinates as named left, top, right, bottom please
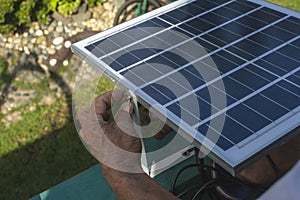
left=72, top=0, right=300, bottom=174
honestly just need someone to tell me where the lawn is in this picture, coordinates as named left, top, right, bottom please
left=0, top=0, right=299, bottom=200
left=0, top=56, right=115, bottom=199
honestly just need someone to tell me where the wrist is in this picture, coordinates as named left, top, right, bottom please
left=101, top=163, right=145, bottom=179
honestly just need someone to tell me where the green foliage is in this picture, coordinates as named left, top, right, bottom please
left=0, top=0, right=52, bottom=34
left=0, top=0, right=102, bottom=34
left=0, top=0, right=16, bottom=23
left=50, top=0, right=81, bottom=15
left=85, top=0, right=102, bottom=7
left=16, top=0, right=36, bottom=25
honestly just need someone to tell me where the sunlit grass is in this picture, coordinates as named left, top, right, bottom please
left=269, top=0, right=300, bottom=11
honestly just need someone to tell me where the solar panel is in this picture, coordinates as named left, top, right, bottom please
left=72, top=0, right=300, bottom=174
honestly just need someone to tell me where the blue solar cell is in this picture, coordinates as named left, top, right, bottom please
left=277, top=80, right=300, bottom=97
left=262, top=84, right=300, bottom=111
left=167, top=102, right=199, bottom=126
left=244, top=94, right=289, bottom=121
left=160, top=51, right=190, bottom=67
left=277, top=44, right=300, bottom=62
left=192, top=0, right=219, bottom=10
left=261, top=25, right=296, bottom=42
left=107, top=32, right=136, bottom=48
left=213, top=5, right=241, bottom=19
left=196, top=84, right=236, bottom=108
left=141, top=36, right=170, bottom=50
left=201, top=12, right=228, bottom=26
left=121, top=70, right=145, bottom=86
left=230, top=39, right=269, bottom=60
left=152, top=29, right=187, bottom=46
left=291, top=38, right=300, bottom=48
left=262, top=7, right=286, bottom=18
left=236, top=0, right=260, bottom=9
left=225, top=1, right=257, bottom=13
left=235, top=13, right=267, bottom=30
left=85, top=43, right=105, bottom=58
left=128, top=46, right=158, bottom=59
left=159, top=11, right=190, bottom=24
left=286, top=75, right=300, bottom=86
left=126, top=26, right=151, bottom=39
left=225, top=46, right=253, bottom=61
left=142, top=84, right=171, bottom=105
left=135, top=18, right=169, bottom=29
left=254, top=59, right=287, bottom=76
left=181, top=93, right=216, bottom=121
left=222, top=21, right=254, bottom=37
left=197, top=124, right=234, bottom=151
left=179, top=18, right=215, bottom=35
left=178, top=3, right=206, bottom=16
left=206, top=0, right=229, bottom=5
left=275, top=17, right=300, bottom=35
left=261, top=52, right=300, bottom=72
left=128, top=63, right=163, bottom=83
left=174, top=67, right=205, bottom=89
left=211, top=51, right=245, bottom=74
left=247, top=32, right=283, bottom=49
left=212, top=115, right=254, bottom=144
left=146, top=55, right=179, bottom=70
left=230, top=65, right=275, bottom=90
left=194, top=37, right=219, bottom=52
left=295, top=72, right=300, bottom=78
left=251, top=7, right=285, bottom=23
left=245, top=64, right=277, bottom=82
left=228, top=104, right=272, bottom=132
left=202, top=28, right=240, bottom=47
left=102, top=56, right=125, bottom=71
left=149, top=18, right=171, bottom=28
left=108, top=51, right=139, bottom=70
left=167, top=102, right=181, bottom=118
left=154, top=77, right=189, bottom=99
left=221, top=77, right=253, bottom=100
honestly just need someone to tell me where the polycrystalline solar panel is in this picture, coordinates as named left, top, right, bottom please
left=72, top=0, right=300, bottom=174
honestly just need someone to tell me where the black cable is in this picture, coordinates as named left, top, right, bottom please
left=171, top=163, right=219, bottom=195
left=176, top=185, right=201, bottom=198
left=266, top=154, right=280, bottom=178
left=192, top=176, right=267, bottom=200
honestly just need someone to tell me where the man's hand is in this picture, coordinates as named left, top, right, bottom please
left=77, top=90, right=173, bottom=173
left=77, top=90, right=179, bottom=200
left=77, top=90, right=143, bottom=173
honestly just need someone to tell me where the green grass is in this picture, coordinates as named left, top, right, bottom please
left=0, top=1, right=299, bottom=199
left=269, top=0, right=300, bottom=11
left=0, top=59, right=115, bottom=199
left=0, top=56, right=10, bottom=87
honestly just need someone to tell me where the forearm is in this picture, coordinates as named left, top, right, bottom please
left=102, top=165, right=180, bottom=200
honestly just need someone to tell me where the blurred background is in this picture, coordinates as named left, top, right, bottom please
left=0, top=0, right=299, bottom=199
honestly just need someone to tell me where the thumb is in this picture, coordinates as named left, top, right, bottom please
left=114, top=101, right=137, bottom=137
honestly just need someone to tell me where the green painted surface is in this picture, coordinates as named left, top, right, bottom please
left=30, top=164, right=116, bottom=200
left=30, top=157, right=201, bottom=200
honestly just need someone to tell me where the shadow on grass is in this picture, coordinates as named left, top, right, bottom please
left=0, top=53, right=97, bottom=200
left=0, top=119, right=97, bottom=200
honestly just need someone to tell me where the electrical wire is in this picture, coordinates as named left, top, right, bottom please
left=171, top=163, right=219, bottom=195
left=171, top=148, right=268, bottom=200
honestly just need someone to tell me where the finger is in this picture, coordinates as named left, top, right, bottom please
left=113, top=101, right=138, bottom=137
left=94, top=91, right=114, bottom=116
left=77, top=106, right=94, bottom=128
left=153, top=124, right=173, bottom=140
left=94, top=90, right=127, bottom=121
